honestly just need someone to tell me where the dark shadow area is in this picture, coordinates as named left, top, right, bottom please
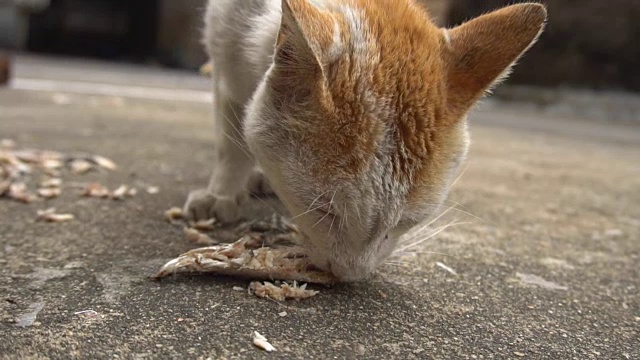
left=27, top=0, right=159, bottom=62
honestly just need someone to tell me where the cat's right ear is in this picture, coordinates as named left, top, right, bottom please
left=271, top=0, right=329, bottom=100
left=276, top=0, right=321, bottom=70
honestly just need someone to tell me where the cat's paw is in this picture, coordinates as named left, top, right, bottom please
left=247, top=170, right=275, bottom=197
left=183, top=188, right=246, bottom=222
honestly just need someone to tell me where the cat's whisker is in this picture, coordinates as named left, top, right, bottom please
left=291, top=190, right=331, bottom=220
left=391, top=250, right=457, bottom=259
left=448, top=204, right=484, bottom=222
left=394, top=221, right=469, bottom=254
left=399, top=205, right=457, bottom=245
left=383, top=261, right=412, bottom=269
left=327, top=190, right=338, bottom=233
left=220, top=129, right=254, bottom=163
left=352, top=201, right=365, bottom=229
left=224, top=102, right=248, bottom=141
left=308, top=190, right=331, bottom=209
left=218, top=110, right=254, bottom=156
left=398, top=222, right=453, bottom=247
left=247, top=190, right=280, bottom=214
left=328, top=210, right=337, bottom=234
left=449, top=161, right=470, bottom=190
left=398, top=198, right=484, bottom=246
left=443, top=199, right=484, bottom=222
left=312, top=208, right=331, bottom=228
left=338, top=202, right=348, bottom=232
left=312, top=190, right=336, bottom=228
left=410, top=250, right=456, bottom=257
left=291, top=202, right=331, bottom=220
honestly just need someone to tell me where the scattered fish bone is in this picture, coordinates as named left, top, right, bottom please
left=37, top=208, right=75, bottom=223
left=252, top=331, right=276, bottom=352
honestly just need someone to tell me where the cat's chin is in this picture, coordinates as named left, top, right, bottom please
left=301, top=243, right=380, bottom=282
left=327, top=260, right=377, bottom=282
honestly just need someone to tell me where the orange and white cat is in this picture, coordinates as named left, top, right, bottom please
left=185, top=0, right=547, bottom=281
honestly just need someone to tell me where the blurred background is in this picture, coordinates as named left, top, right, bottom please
left=0, top=0, right=206, bottom=69
left=1, top=0, right=639, bottom=92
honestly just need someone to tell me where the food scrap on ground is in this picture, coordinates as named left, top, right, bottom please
left=6, top=182, right=36, bottom=203
left=154, top=212, right=335, bottom=286
left=91, top=155, right=117, bottom=171
left=435, top=261, right=457, bottom=276
left=191, top=219, right=216, bottom=232
left=153, top=233, right=335, bottom=285
left=110, top=185, right=137, bottom=200
left=36, top=208, right=75, bottom=223
left=40, top=178, right=62, bottom=188
left=82, top=183, right=111, bottom=198
left=183, top=227, right=218, bottom=246
left=37, top=187, right=61, bottom=199
left=252, top=331, right=276, bottom=352
left=0, top=140, right=127, bottom=203
left=69, top=159, right=92, bottom=174
left=82, top=183, right=137, bottom=200
left=164, top=207, right=184, bottom=223
left=250, top=281, right=319, bottom=301
left=73, top=310, right=99, bottom=318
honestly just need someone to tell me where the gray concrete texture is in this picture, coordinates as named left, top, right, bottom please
left=0, top=58, right=639, bottom=359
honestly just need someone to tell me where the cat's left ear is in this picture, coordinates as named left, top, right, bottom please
left=444, top=3, right=547, bottom=118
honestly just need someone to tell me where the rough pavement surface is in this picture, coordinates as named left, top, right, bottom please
left=1, top=60, right=639, bottom=359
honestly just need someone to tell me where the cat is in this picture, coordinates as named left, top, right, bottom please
left=185, top=0, right=547, bottom=281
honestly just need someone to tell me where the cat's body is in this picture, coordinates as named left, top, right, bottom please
left=186, top=0, right=547, bottom=281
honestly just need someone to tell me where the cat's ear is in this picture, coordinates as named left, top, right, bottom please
left=275, top=0, right=322, bottom=71
left=444, top=3, right=547, bottom=117
left=272, top=0, right=334, bottom=96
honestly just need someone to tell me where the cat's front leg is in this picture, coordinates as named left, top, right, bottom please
left=184, top=97, right=254, bottom=222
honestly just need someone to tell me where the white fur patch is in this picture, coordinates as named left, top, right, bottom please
left=308, top=0, right=330, bottom=9
left=340, top=6, right=368, bottom=60
left=442, top=29, right=451, bottom=46
left=326, top=20, right=344, bottom=61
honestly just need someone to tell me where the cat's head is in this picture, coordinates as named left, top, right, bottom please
left=245, top=0, right=546, bottom=281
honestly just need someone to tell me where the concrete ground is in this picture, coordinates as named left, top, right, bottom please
left=0, top=56, right=638, bottom=359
